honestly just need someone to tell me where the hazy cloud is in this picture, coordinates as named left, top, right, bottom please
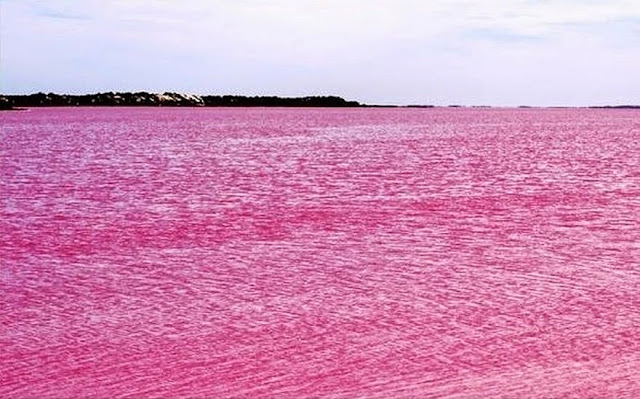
left=1, top=0, right=639, bottom=105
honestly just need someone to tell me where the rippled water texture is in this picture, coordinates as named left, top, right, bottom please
left=1, top=107, right=639, bottom=398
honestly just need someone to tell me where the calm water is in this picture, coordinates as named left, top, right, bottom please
left=1, top=107, right=639, bottom=398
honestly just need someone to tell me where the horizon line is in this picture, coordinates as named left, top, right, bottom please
left=1, top=91, right=638, bottom=109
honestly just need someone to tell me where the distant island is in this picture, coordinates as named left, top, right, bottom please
left=0, top=92, right=363, bottom=109
left=1, top=92, right=638, bottom=110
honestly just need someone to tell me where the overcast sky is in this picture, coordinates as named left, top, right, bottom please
left=1, top=0, right=639, bottom=105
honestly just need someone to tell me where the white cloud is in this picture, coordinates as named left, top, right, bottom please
left=1, top=0, right=639, bottom=104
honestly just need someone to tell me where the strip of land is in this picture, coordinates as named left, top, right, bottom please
left=0, top=92, right=362, bottom=109
left=1, top=92, right=638, bottom=110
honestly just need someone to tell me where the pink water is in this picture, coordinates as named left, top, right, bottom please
left=1, top=107, right=639, bottom=398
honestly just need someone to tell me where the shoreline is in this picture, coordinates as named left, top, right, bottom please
left=1, top=92, right=638, bottom=110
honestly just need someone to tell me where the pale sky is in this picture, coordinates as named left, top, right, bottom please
left=1, top=0, right=639, bottom=105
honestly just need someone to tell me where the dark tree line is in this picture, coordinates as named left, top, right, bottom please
left=201, top=95, right=361, bottom=107
left=0, top=92, right=362, bottom=109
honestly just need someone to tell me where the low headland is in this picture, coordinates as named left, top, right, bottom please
left=1, top=92, right=638, bottom=110
left=0, top=92, right=362, bottom=110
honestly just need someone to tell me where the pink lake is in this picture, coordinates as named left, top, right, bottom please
left=1, top=107, right=639, bottom=398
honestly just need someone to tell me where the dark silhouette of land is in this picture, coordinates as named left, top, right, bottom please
left=1, top=92, right=638, bottom=110
left=0, top=92, right=362, bottom=109
left=0, top=96, right=14, bottom=110
left=588, top=105, right=640, bottom=109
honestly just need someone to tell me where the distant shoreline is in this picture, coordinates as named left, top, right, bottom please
left=1, top=92, right=638, bottom=110
left=0, top=92, right=363, bottom=110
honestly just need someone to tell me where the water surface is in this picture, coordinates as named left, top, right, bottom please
left=1, top=107, right=639, bottom=398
